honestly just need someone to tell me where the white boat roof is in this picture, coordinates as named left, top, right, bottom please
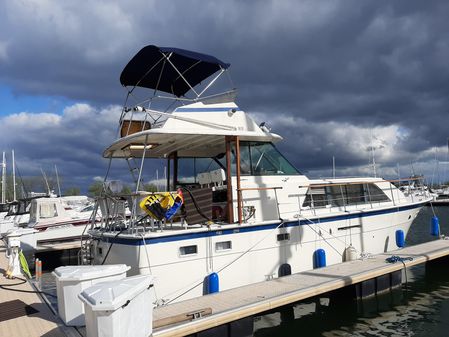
left=104, top=101, right=282, bottom=158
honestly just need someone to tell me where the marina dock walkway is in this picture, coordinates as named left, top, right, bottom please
left=2, top=238, right=449, bottom=337
left=152, top=238, right=449, bottom=337
left=0, top=241, right=76, bottom=337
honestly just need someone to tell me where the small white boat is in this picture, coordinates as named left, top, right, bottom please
left=4, top=196, right=95, bottom=252
left=0, top=203, right=10, bottom=221
left=83, top=45, right=432, bottom=305
left=431, top=187, right=449, bottom=205
left=0, top=197, right=38, bottom=237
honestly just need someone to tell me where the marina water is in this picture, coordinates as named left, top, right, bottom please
left=254, top=205, right=449, bottom=337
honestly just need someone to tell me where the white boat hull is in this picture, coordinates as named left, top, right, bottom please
left=91, top=202, right=423, bottom=303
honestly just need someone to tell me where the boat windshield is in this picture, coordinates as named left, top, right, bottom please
left=236, top=142, right=300, bottom=176
left=176, top=142, right=299, bottom=183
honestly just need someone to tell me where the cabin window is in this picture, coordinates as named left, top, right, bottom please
left=215, top=241, right=232, bottom=251
left=40, top=203, right=58, bottom=218
left=303, top=183, right=390, bottom=208
left=249, top=142, right=299, bottom=175
left=29, top=202, right=37, bottom=222
left=227, top=142, right=300, bottom=176
left=81, top=205, right=94, bottom=212
left=366, top=184, right=390, bottom=202
left=177, top=157, right=224, bottom=185
left=179, top=245, right=198, bottom=256
left=345, top=184, right=366, bottom=205
left=303, top=187, right=327, bottom=208
left=277, top=233, right=290, bottom=241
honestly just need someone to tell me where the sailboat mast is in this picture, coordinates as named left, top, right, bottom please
left=12, top=150, right=16, bottom=201
left=1, top=152, right=5, bottom=203
left=55, top=165, right=62, bottom=197
left=41, top=167, right=51, bottom=195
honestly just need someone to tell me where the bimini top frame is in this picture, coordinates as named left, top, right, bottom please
left=120, top=45, right=231, bottom=99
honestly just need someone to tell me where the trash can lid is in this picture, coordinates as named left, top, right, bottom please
left=78, top=275, right=153, bottom=311
left=52, top=264, right=130, bottom=281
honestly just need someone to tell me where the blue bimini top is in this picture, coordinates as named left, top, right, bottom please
left=119, top=45, right=230, bottom=97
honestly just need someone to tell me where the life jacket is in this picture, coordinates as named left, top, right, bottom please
left=139, top=189, right=184, bottom=221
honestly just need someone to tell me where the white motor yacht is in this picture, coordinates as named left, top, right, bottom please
left=84, top=45, right=433, bottom=305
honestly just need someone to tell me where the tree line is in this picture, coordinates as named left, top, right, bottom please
left=0, top=174, right=158, bottom=202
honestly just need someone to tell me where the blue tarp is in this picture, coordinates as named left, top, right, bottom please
left=120, top=45, right=230, bottom=97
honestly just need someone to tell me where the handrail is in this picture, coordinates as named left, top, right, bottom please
left=300, top=177, right=424, bottom=188
left=238, top=186, right=283, bottom=191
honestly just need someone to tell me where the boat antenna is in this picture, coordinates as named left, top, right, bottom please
left=445, top=138, right=449, bottom=185
left=370, top=129, right=377, bottom=178
left=12, top=150, right=16, bottom=201
left=55, top=165, right=62, bottom=197
left=332, top=156, right=336, bottom=179
left=15, top=163, right=28, bottom=198
left=410, top=161, right=415, bottom=176
left=1, top=151, right=6, bottom=203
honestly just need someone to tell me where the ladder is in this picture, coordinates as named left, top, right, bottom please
left=126, top=157, right=140, bottom=185
left=78, top=237, right=93, bottom=265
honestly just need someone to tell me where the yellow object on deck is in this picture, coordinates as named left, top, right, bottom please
left=139, top=190, right=184, bottom=221
left=19, top=250, right=32, bottom=279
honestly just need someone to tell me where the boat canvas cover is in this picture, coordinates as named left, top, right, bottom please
left=120, top=45, right=230, bottom=97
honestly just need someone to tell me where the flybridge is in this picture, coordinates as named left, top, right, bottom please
left=117, top=44, right=240, bottom=141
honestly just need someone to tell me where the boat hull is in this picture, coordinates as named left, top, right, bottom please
left=90, top=202, right=424, bottom=303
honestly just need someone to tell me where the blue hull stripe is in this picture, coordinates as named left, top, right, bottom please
left=98, top=203, right=424, bottom=246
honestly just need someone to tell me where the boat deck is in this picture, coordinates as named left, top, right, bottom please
left=35, top=240, right=81, bottom=253
left=0, top=241, right=80, bottom=337
left=152, top=238, right=449, bottom=337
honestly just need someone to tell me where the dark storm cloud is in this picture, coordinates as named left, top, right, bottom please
left=0, top=104, right=122, bottom=190
left=1, top=0, right=449, bottom=186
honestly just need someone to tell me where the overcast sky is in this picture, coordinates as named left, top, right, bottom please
left=1, top=0, right=449, bottom=194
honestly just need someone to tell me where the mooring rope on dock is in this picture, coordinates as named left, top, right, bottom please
left=385, top=255, right=413, bottom=264
left=385, top=255, right=414, bottom=297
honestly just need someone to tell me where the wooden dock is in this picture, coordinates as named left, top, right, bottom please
left=0, top=241, right=79, bottom=337
left=152, top=239, right=449, bottom=337
left=2, top=238, right=449, bottom=337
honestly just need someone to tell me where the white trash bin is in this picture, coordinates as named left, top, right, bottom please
left=78, top=274, right=154, bottom=337
left=53, top=264, right=130, bottom=326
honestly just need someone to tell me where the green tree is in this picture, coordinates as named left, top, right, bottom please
left=121, top=185, right=132, bottom=194
left=65, top=187, right=81, bottom=196
left=88, top=181, right=104, bottom=197
left=143, top=183, right=158, bottom=192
